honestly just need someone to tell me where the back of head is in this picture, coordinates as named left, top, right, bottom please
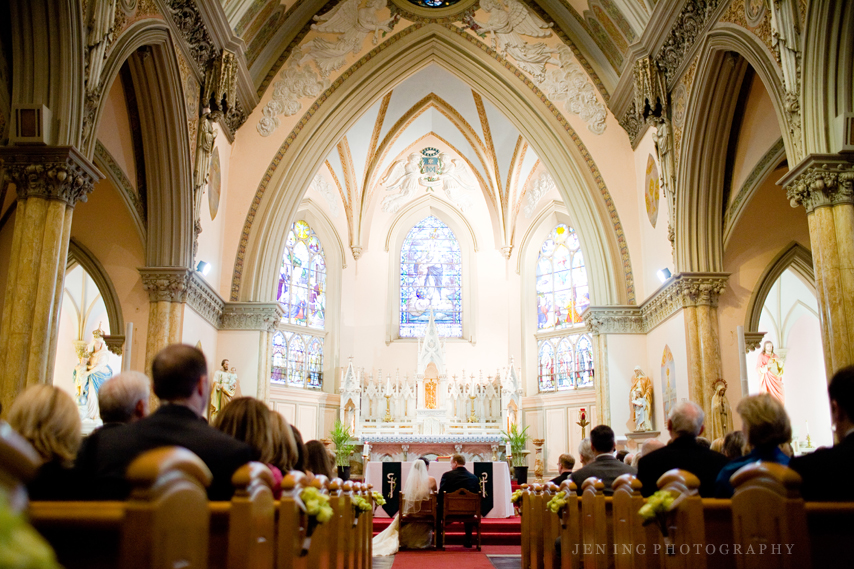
left=640, top=438, right=664, bottom=457
left=829, top=365, right=854, bottom=422
left=559, top=453, right=575, bottom=471
left=305, top=439, right=333, bottom=478
left=590, top=425, right=615, bottom=454
left=722, top=431, right=746, bottom=459
left=578, top=438, right=594, bottom=464
left=9, top=385, right=81, bottom=466
left=669, top=400, right=704, bottom=437
left=710, top=437, right=725, bottom=454
left=151, top=344, right=207, bottom=401
left=99, top=371, right=151, bottom=423
left=270, top=411, right=298, bottom=471
left=213, top=397, right=273, bottom=463
left=696, top=436, right=711, bottom=449
left=736, top=394, right=791, bottom=448
left=419, top=456, right=431, bottom=470
left=452, top=453, right=466, bottom=466
left=616, top=449, right=629, bottom=462
left=291, top=426, right=307, bottom=472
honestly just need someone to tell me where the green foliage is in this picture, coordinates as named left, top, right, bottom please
left=501, top=423, right=530, bottom=467
left=330, top=419, right=355, bottom=467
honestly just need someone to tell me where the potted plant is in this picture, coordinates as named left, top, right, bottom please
left=330, top=420, right=354, bottom=480
left=501, top=423, right=531, bottom=485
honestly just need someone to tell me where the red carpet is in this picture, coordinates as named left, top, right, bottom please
left=372, top=517, right=521, bottom=546
left=389, top=545, right=520, bottom=569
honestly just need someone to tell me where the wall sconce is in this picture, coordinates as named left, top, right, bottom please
left=656, top=268, right=672, bottom=283
left=196, top=261, right=212, bottom=276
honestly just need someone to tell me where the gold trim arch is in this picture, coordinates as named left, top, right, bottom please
left=235, top=24, right=628, bottom=307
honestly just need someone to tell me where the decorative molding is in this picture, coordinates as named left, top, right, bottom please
left=139, top=267, right=193, bottom=302
left=220, top=302, right=284, bottom=332
left=0, top=146, right=103, bottom=207
left=186, top=271, right=225, bottom=328
left=779, top=154, right=854, bottom=214
left=618, top=100, right=643, bottom=147
left=102, top=334, right=126, bottom=356
left=654, top=0, right=723, bottom=86
left=743, top=331, right=766, bottom=352
left=583, top=272, right=730, bottom=334
left=162, top=0, right=218, bottom=71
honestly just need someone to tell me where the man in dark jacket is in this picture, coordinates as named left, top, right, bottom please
left=80, top=344, right=252, bottom=500
left=438, top=454, right=480, bottom=547
left=790, top=366, right=854, bottom=501
left=570, top=425, right=636, bottom=494
left=550, top=453, right=575, bottom=486
left=636, top=400, right=728, bottom=497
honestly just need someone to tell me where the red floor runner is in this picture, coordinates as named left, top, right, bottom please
left=389, top=545, right=520, bottom=569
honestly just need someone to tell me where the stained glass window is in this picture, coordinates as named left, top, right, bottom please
left=406, top=0, right=462, bottom=7
left=277, top=220, right=326, bottom=329
left=536, top=224, right=589, bottom=330
left=537, top=334, right=594, bottom=392
left=399, top=216, right=462, bottom=337
left=272, top=220, right=325, bottom=389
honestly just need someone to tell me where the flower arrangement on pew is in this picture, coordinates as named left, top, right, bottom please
left=0, top=490, right=61, bottom=569
left=372, top=491, right=386, bottom=509
left=511, top=488, right=524, bottom=515
left=352, top=495, right=372, bottom=519
left=638, top=490, right=679, bottom=552
left=547, top=491, right=567, bottom=515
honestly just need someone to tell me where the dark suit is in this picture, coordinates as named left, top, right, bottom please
left=570, top=454, right=636, bottom=495
left=636, top=435, right=729, bottom=498
left=550, top=471, right=571, bottom=486
left=438, top=465, right=480, bottom=545
left=790, top=432, right=854, bottom=501
left=79, top=404, right=252, bottom=500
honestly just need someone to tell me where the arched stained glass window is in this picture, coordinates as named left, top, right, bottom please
left=536, top=224, right=589, bottom=329
left=306, top=339, right=323, bottom=389
left=538, top=342, right=555, bottom=391
left=278, top=220, right=325, bottom=329
left=287, top=334, right=306, bottom=387
left=271, top=332, right=286, bottom=382
left=399, top=216, right=462, bottom=338
left=576, top=335, right=594, bottom=388
left=555, top=337, right=575, bottom=390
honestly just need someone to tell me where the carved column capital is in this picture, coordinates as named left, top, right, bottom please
left=0, top=146, right=103, bottom=207
left=780, top=154, right=854, bottom=213
left=675, top=274, right=729, bottom=307
left=139, top=267, right=193, bottom=302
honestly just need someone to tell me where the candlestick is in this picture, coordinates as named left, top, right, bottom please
left=386, top=375, right=391, bottom=396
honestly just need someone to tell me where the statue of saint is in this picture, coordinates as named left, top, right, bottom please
left=756, top=341, right=785, bottom=404
left=76, top=330, right=114, bottom=420
left=210, top=359, right=239, bottom=422
left=710, top=379, right=733, bottom=439
left=629, top=366, right=654, bottom=432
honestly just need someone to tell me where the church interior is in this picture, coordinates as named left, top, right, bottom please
left=1, top=0, right=853, bottom=565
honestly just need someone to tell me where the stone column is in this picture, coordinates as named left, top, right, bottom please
left=0, top=146, right=102, bottom=412
left=780, top=155, right=854, bottom=377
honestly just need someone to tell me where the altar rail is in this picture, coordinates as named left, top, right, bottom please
left=519, top=464, right=854, bottom=569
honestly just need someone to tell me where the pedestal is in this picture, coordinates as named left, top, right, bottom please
left=624, top=431, right=661, bottom=452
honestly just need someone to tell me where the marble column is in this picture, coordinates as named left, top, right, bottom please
left=590, top=333, right=610, bottom=426
left=0, top=146, right=102, bottom=412
left=780, top=154, right=854, bottom=377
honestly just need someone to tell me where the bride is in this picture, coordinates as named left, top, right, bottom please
left=373, top=458, right=437, bottom=556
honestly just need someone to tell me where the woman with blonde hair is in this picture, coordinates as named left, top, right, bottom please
left=213, top=397, right=283, bottom=497
left=715, top=394, right=792, bottom=497
left=8, top=385, right=83, bottom=500
left=270, top=411, right=298, bottom=473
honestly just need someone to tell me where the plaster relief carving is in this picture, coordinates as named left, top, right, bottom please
left=523, top=172, right=554, bottom=218
left=381, top=151, right=479, bottom=213
left=312, top=173, right=341, bottom=217
left=539, top=47, right=607, bottom=134
left=257, top=48, right=329, bottom=137
left=655, top=0, right=721, bottom=85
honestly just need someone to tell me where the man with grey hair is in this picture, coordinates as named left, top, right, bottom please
left=578, top=437, right=595, bottom=467
left=636, top=400, right=728, bottom=497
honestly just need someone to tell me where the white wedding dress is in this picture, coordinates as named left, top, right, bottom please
left=373, top=460, right=434, bottom=556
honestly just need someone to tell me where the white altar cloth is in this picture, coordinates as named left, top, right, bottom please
left=365, top=461, right=513, bottom=518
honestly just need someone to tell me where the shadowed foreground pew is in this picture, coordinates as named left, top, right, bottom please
left=0, top=421, right=40, bottom=512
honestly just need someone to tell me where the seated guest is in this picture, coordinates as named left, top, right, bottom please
left=722, top=431, right=746, bottom=459
left=570, top=425, right=636, bottom=495
left=632, top=438, right=664, bottom=468
left=291, top=426, right=308, bottom=472
left=636, top=401, right=728, bottom=497
left=550, top=453, right=575, bottom=485
left=790, top=366, right=854, bottom=501
left=623, top=452, right=635, bottom=465
left=81, top=344, right=252, bottom=500
left=710, top=437, right=725, bottom=454
left=696, top=436, right=712, bottom=449
left=214, top=397, right=283, bottom=497
left=616, top=450, right=629, bottom=463
left=306, top=440, right=334, bottom=479
left=438, top=454, right=480, bottom=548
left=75, top=372, right=151, bottom=487
left=270, top=411, right=298, bottom=473
left=578, top=437, right=595, bottom=467
left=716, top=394, right=792, bottom=497
left=8, top=385, right=83, bottom=500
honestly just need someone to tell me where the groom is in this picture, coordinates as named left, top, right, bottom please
left=438, top=454, right=480, bottom=548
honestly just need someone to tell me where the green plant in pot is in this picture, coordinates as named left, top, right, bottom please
left=330, top=420, right=355, bottom=480
left=501, top=423, right=530, bottom=485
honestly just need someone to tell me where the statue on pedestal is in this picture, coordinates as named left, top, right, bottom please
left=74, top=327, right=114, bottom=421
left=210, top=359, right=240, bottom=422
left=629, top=366, right=653, bottom=432
left=710, top=379, right=733, bottom=440
left=757, top=341, right=785, bottom=404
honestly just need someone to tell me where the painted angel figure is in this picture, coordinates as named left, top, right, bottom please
left=471, top=0, right=557, bottom=81
left=437, top=153, right=478, bottom=211
left=300, top=0, right=397, bottom=76
left=381, top=153, right=421, bottom=213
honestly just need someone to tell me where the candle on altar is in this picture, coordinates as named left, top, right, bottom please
left=505, top=442, right=511, bottom=456
left=386, top=375, right=391, bottom=395
left=805, top=420, right=810, bottom=437
left=580, top=408, right=586, bottom=421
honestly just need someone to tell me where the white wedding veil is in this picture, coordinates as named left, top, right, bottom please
left=401, top=459, right=432, bottom=515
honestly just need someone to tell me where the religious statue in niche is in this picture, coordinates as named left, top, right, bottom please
left=710, top=379, right=733, bottom=440
left=73, top=326, right=114, bottom=421
left=629, top=366, right=653, bottom=432
left=210, top=359, right=240, bottom=422
left=756, top=341, right=785, bottom=404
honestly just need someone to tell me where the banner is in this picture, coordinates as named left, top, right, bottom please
left=381, top=461, right=401, bottom=517
left=474, top=462, right=494, bottom=517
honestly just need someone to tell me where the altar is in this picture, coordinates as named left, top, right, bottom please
left=365, top=460, right=513, bottom=518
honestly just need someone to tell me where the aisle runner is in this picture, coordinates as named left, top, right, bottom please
left=382, top=461, right=401, bottom=517
left=474, top=462, right=494, bottom=517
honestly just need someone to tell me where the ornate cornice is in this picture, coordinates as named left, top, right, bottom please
left=186, top=271, right=225, bottom=328
left=220, top=302, right=284, bottom=332
left=0, top=146, right=103, bottom=207
left=162, top=0, right=217, bottom=71
left=102, top=334, right=127, bottom=356
left=583, top=272, right=730, bottom=334
left=779, top=154, right=854, bottom=214
left=743, top=331, right=766, bottom=353
left=654, top=0, right=722, bottom=87
left=139, top=267, right=193, bottom=302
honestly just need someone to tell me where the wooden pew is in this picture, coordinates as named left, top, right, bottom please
left=276, top=472, right=306, bottom=569
left=542, top=483, right=561, bottom=569
left=612, top=474, right=657, bottom=569
left=656, top=469, right=706, bottom=569
left=558, top=480, right=580, bottom=569
left=581, top=478, right=609, bottom=569
left=226, top=463, right=275, bottom=569
left=520, top=485, right=531, bottom=569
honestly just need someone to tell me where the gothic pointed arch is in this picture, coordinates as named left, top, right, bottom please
left=232, top=24, right=631, bottom=307
left=745, top=242, right=815, bottom=334
left=66, top=238, right=125, bottom=348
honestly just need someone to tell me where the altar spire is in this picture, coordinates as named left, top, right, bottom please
left=416, top=309, right=446, bottom=377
